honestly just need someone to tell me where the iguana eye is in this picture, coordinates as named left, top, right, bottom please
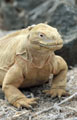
left=39, top=33, right=44, bottom=38
left=40, top=34, right=44, bottom=37
left=38, top=32, right=45, bottom=39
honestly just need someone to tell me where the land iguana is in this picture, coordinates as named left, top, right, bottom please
left=0, top=23, right=68, bottom=108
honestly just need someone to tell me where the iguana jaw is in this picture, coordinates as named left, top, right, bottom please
left=39, top=41, right=63, bottom=50
left=30, top=40, right=63, bottom=51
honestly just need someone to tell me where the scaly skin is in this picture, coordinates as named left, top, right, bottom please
left=0, top=23, right=68, bottom=108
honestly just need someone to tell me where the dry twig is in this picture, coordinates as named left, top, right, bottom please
left=12, top=111, right=28, bottom=118
left=31, top=92, right=77, bottom=118
left=65, top=106, right=77, bottom=112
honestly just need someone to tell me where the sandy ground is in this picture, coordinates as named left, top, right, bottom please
left=0, top=67, right=77, bottom=120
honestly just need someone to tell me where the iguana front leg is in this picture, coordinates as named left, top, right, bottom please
left=2, top=63, right=38, bottom=108
left=43, top=56, right=69, bottom=98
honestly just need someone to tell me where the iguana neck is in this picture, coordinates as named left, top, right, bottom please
left=26, top=48, right=54, bottom=68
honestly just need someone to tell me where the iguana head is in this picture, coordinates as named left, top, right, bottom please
left=27, top=23, right=63, bottom=52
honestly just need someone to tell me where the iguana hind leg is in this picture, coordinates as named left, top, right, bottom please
left=2, top=63, right=38, bottom=108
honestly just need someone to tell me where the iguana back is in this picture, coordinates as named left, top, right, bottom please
left=0, top=28, right=29, bottom=68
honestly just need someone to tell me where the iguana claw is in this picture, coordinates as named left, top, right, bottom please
left=43, top=89, right=69, bottom=98
left=13, top=97, right=39, bottom=109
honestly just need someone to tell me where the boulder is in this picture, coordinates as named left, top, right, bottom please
left=29, top=0, right=77, bottom=35
left=0, top=0, right=28, bottom=30
left=56, top=29, right=77, bottom=66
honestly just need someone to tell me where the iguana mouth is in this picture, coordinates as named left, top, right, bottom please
left=39, top=42, right=63, bottom=49
left=31, top=40, right=63, bottom=49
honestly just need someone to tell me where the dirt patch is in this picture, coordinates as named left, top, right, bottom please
left=0, top=67, right=77, bottom=120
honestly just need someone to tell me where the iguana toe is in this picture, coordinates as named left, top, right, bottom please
left=13, top=97, right=39, bottom=109
left=43, top=89, right=69, bottom=98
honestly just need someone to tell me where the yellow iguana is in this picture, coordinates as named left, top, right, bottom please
left=0, top=23, right=68, bottom=109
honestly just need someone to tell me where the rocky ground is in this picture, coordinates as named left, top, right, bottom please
left=0, top=67, right=77, bottom=120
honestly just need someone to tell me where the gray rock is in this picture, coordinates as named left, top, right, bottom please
left=29, top=0, right=77, bottom=35
left=0, top=0, right=28, bottom=30
left=56, top=29, right=77, bottom=66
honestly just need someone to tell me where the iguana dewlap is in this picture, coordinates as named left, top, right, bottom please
left=0, top=23, right=68, bottom=108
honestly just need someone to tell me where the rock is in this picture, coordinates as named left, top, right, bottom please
left=29, top=0, right=77, bottom=35
left=56, top=29, right=77, bottom=66
left=0, top=0, right=28, bottom=30
left=0, top=0, right=77, bottom=66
